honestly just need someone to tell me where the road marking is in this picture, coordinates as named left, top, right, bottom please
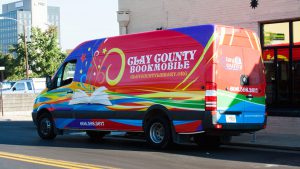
left=0, top=151, right=119, bottom=169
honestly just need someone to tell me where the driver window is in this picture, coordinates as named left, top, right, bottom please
left=55, top=60, right=76, bottom=88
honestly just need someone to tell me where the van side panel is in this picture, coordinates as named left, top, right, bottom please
left=33, top=25, right=217, bottom=133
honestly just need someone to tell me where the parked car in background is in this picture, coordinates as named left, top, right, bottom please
left=2, top=78, right=46, bottom=94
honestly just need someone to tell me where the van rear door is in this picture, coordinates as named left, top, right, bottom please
left=216, top=45, right=245, bottom=124
left=242, top=47, right=266, bottom=123
left=216, top=27, right=266, bottom=125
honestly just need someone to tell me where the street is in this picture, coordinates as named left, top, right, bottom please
left=0, top=121, right=299, bottom=169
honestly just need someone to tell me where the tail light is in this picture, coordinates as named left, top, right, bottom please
left=205, top=82, right=217, bottom=111
left=215, top=124, right=223, bottom=129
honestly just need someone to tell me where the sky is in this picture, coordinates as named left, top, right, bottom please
left=0, top=0, right=119, bottom=50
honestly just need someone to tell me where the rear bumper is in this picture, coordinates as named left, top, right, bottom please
left=204, top=123, right=265, bottom=134
left=170, top=110, right=266, bottom=134
left=202, top=111, right=267, bottom=133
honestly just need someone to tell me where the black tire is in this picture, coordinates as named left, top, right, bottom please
left=86, top=131, right=108, bottom=142
left=37, top=113, right=57, bottom=140
left=194, top=134, right=221, bottom=149
left=145, top=116, right=172, bottom=149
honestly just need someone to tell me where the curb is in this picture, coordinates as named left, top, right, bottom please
left=227, top=142, right=300, bottom=152
left=0, top=116, right=32, bottom=121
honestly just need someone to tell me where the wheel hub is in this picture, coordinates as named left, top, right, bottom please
left=150, top=122, right=165, bottom=144
left=40, top=118, right=51, bottom=136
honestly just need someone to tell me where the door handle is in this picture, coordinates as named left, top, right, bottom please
left=67, top=90, right=73, bottom=94
left=246, top=94, right=253, bottom=99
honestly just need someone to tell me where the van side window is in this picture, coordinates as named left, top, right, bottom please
left=54, top=60, right=77, bottom=88
left=26, top=82, right=33, bottom=90
left=62, top=62, right=76, bottom=86
left=14, top=83, right=25, bottom=91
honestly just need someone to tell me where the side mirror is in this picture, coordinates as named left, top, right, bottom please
left=12, top=87, right=16, bottom=91
left=46, top=75, right=53, bottom=89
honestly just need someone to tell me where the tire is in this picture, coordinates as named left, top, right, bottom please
left=194, top=134, right=221, bottom=149
left=145, top=116, right=172, bottom=149
left=37, top=113, right=57, bottom=140
left=86, top=131, right=108, bottom=142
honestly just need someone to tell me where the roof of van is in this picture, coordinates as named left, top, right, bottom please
left=66, top=24, right=258, bottom=62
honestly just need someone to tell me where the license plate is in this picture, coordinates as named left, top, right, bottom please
left=226, top=115, right=237, bottom=123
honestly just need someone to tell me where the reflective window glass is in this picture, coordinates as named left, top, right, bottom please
left=264, top=22, right=289, bottom=47
left=263, top=49, right=274, bottom=62
left=293, top=21, right=300, bottom=45
left=26, top=82, right=33, bottom=90
left=15, top=83, right=25, bottom=91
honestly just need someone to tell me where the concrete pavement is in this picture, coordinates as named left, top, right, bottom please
left=1, top=121, right=300, bottom=169
left=231, top=116, right=300, bottom=151
left=1, top=112, right=299, bottom=151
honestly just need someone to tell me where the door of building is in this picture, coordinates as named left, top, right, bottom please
left=261, top=20, right=300, bottom=108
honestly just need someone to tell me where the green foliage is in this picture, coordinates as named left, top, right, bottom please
left=0, top=52, right=17, bottom=80
left=3, top=26, right=66, bottom=80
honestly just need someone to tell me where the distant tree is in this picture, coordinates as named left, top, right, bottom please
left=8, top=26, right=66, bottom=80
left=29, top=26, right=66, bottom=77
left=0, top=52, right=20, bottom=80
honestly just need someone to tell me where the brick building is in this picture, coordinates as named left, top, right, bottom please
left=118, top=0, right=300, bottom=113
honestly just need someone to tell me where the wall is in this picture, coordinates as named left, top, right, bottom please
left=31, top=0, right=48, bottom=30
left=0, top=94, right=37, bottom=116
left=118, top=0, right=300, bottom=35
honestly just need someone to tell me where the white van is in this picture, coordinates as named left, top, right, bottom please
left=2, top=78, right=46, bottom=94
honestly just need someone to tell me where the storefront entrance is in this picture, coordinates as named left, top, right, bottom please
left=261, top=20, right=300, bottom=108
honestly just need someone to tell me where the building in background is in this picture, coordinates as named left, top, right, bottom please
left=47, top=6, right=60, bottom=43
left=0, top=0, right=60, bottom=54
left=118, top=0, right=300, bottom=110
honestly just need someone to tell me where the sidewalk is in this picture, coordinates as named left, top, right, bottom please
left=230, top=132, right=300, bottom=151
left=0, top=111, right=32, bottom=121
left=230, top=116, right=300, bottom=151
left=1, top=112, right=300, bottom=151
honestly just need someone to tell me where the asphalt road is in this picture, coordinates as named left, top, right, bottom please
left=0, top=121, right=299, bottom=169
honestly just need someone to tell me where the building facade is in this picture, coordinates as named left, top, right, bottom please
left=118, top=0, right=300, bottom=109
left=0, top=0, right=60, bottom=54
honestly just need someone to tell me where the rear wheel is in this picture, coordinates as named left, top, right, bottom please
left=37, top=113, right=57, bottom=140
left=194, top=134, right=221, bottom=148
left=86, top=131, right=108, bottom=142
left=145, top=116, right=172, bottom=149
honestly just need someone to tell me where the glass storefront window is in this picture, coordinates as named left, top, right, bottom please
left=293, top=21, right=300, bottom=45
left=263, top=49, right=274, bottom=62
left=264, top=22, right=289, bottom=47
left=263, top=49, right=275, bottom=105
left=293, top=48, right=300, bottom=104
left=262, top=20, right=300, bottom=107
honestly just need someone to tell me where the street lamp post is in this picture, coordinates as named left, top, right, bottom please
left=0, top=16, right=29, bottom=79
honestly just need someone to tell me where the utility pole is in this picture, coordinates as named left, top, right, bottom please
left=23, top=20, right=29, bottom=79
left=0, top=66, right=5, bottom=117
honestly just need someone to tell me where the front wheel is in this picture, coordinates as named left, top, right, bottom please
left=145, top=116, right=172, bottom=149
left=37, top=113, right=57, bottom=140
